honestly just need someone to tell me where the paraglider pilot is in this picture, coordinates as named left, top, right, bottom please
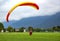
left=29, top=28, right=32, bottom=36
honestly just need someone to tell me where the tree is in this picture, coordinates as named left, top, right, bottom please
left=41, top=28, right=46, bottom=32
left=47, top=28, right=53, bottom=32
left=57, top=26, right=60, bottom=31
left=35, top=28, right=41, bottom=32
left=7, top=26, right=14, bottom=32
left=0, top=22, right=4, bottom=32
left=19, top=27, right=25, bottom=32
left=52, top=26, right=60, bottom=32
left=28, top=26, right=33, bottom=31
left=52, top=27, right=56, bottom=31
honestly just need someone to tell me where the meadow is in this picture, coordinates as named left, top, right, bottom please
left=0, top=32, right=60, bottom=41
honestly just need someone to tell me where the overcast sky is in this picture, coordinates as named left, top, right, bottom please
left=0, top=0, right=60, bottom=22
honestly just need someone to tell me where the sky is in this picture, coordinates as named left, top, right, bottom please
left=0, top=0, right=60, bottom=22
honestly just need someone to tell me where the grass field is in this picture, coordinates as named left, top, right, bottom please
left=0, top=32, right=60, bottom=41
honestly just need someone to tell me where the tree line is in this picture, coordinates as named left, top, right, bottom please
left=0, top=22, right=60, bottom=32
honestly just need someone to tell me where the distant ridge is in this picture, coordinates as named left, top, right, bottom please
left=3, top=12, right=60, bottom=28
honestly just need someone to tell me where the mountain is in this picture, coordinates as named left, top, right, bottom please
left=3, top=12, right=60, bottom=28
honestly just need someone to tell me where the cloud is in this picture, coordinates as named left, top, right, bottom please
left=0, top=0, right=60, bottom=22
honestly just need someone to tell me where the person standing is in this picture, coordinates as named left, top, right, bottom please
left=29, top=28, right=32, bottom=36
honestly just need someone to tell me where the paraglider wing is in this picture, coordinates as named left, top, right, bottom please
left=6, top=2, right=39, bottom=22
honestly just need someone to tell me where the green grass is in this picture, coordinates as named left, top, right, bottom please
left=0, top=32, right=60, bottom=41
